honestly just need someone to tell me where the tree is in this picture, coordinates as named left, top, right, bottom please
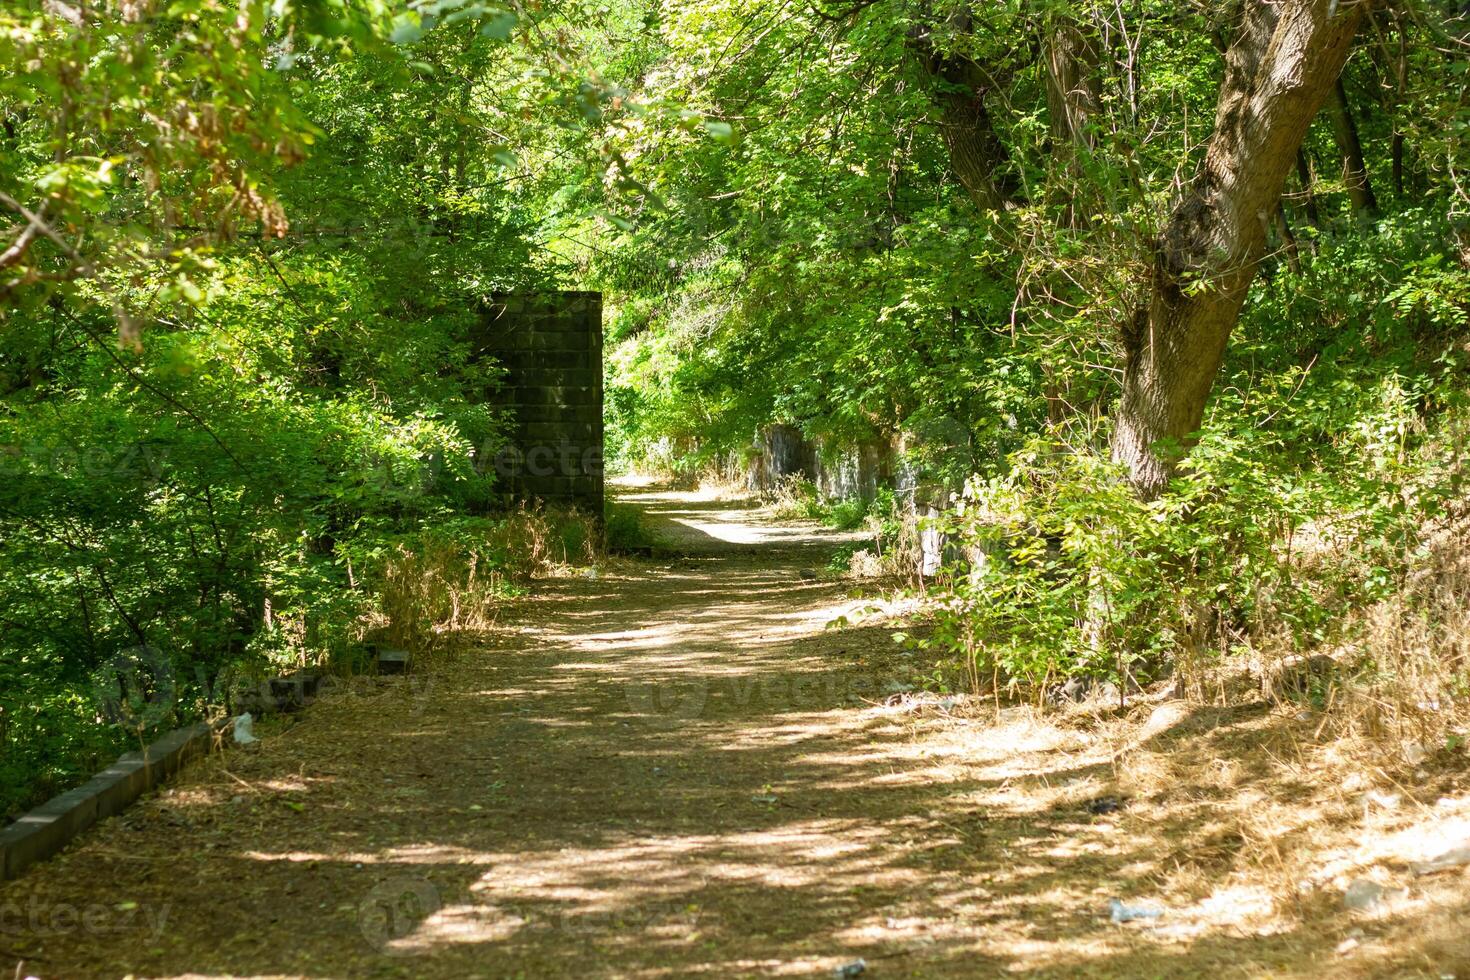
left=911, top=8, right=1019, bottom=212
left=1326, top=74, right=1379, bottom=216
left=1111, top=0, right=1366, bottom=497
left=1042, top=16, right=1101, bottom=157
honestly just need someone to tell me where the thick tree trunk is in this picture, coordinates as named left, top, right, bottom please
left=1043, top=21, right=1101, bottom=153
left=911, top=6, right=1021, bottom=212
left=929, top=55, right=1017, bottom=211
left=1111, top=1, right=1364, bottom=498
left=1325, top=76, right=1378, bottom=216
left=1043, top=18, right=1103, bottom=228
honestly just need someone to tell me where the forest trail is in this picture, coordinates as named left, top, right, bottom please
left=0, top=485, right=1459, bottom=978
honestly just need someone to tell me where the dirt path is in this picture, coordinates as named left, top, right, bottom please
left=2, top=486, right=1466, bottom=978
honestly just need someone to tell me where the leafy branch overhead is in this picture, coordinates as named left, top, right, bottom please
left=5, top=0, right=1470, bottom=878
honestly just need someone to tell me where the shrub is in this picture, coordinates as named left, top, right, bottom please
left=606, top=501, right=652, bottom=552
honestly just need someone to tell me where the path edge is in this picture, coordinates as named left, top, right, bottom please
left=0, top=720, right=226, bottom=882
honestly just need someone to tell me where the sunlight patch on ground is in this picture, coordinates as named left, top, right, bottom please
left=10, top=485, right=1470, bottom=978
left=388, top=904, right=525, bottom=952
left=1151, top=885, right=1286, bottom=941
left=665, top=512, right=777, bottom=545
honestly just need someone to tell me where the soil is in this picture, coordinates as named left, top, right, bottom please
left=2, top=485, right=1468, bottom=978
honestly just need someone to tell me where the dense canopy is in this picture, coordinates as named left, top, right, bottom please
left=4, top=0, right=1470, bottom=874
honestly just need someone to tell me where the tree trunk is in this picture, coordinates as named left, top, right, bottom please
left=1295, top=150, right=1323, bottom=229
left=1044, top=20, right=1101, bottom=153
left=1388, top=12, right=1409, bottom=197
left=1111, top=1, right=1364, bottom=498
left=928, top=55, right=1017, bottom=211
left=911, top=7, right=1021, bottom=212
left=1325, top=75, right=1378, bottom=216
left=1276, top=203, right=1303, bottom=274
left=1043, top=18, right=1103, bottom=228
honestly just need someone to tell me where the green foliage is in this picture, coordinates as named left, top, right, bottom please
left=0, top=0, right=608, bottom=819
left=825, top=499, right=870, bottom=532
left=605, top=500, right=652, bottom=553
left=917, top=218, right=1470, bottom=696
left=7, top=0, right=1470, bottom=815
left=581, top=1, right=1470, bottom=706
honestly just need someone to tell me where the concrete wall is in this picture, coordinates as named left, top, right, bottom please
left=744, top=423, right=969, bottom=576
left=815, top=439, right=893, bottom=504
left=746, top=424, right=819, bottom=491
left=746, top=426, right=895, bottom=506
left=477, top=292, right=604, bottom=514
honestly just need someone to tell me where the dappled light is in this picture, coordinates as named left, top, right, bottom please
left=7, top=2, right=1470, bottom=976
left=3, top=487, right=1466, bottom=978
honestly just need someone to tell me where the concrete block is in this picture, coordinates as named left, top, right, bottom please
left=566, top=403, right=604, bottom=425
left=269, top=671, right=322, bottom=711
left=235, top=671, right=324, bottom=716
left=545, top=368, right=599, bottom=390
left=377, top=648, right=412, bottom=675
left=144, top=722, right=211, bottom=780
left=475, top=291, right=604, bottom=511
left=0, top=717, right=236, bottom=881
left=92, top=755, right=154, bottom=819
left=522, top=421, right=597, bottom=442
left=522, top=350, right=591, bottom=370
left=0, top=781, right=101, bottom=880
left=524, top=476, right=579, bottom=497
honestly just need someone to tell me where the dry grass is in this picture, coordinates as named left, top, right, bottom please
left=845, top=509, right=927, bottom=589
left=846, top=501, right=1470, bottom=972
left=377, top=536, right=509, bottom=655
left=911, top=683, right=1470, bottom=976
left=1214, top=509, right=1470, bottom=774
left=759, top=473, right=824, bottom=522
left=7, top=484, right=1470, bottom=978
left=993, top=514, right=1470, bottom=974
left=308, top=485, right=1470, bottom=974
left=695, top=472, right=753, bottom=501
left=375, top=504, right=604, bottom=657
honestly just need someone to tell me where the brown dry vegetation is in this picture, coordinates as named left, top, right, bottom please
left=1, top=485, right=1467, bottom=979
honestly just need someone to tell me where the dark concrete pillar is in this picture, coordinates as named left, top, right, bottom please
left=477, top=292, right=604, bottom=514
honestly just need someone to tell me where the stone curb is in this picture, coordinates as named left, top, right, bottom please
left=0, top=720, right=226, bottom=882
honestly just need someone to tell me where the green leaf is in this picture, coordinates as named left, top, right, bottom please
left=480, top=10, right=517, bottom=39
left=389, top=16, right=423, bottom=44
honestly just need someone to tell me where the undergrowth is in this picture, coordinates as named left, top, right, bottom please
left=0, top=503, right=603, bottom=822
left=605, top=499, right=654, bottom=552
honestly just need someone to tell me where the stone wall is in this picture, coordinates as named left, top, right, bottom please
left=746, top=424, right=819, bottom=491
left=744, top=423, right=976, bottom=577
left=746, top=426, right=895, bottom=506
left=476, top=292, right=604, bottom=514
left=815, top=439, right=893, bottom=504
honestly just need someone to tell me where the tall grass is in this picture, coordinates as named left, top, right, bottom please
left=367, top=505, right=603, bottom=659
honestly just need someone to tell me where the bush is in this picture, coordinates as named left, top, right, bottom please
left=919, top=384, right=1447, bottom=699
left=825, top=498, right=869, bottom=530
left=605, top=501, right=652, bottom=552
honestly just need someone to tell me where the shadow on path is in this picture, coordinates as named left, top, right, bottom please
left=2, top=486, right=1452, bottom=978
